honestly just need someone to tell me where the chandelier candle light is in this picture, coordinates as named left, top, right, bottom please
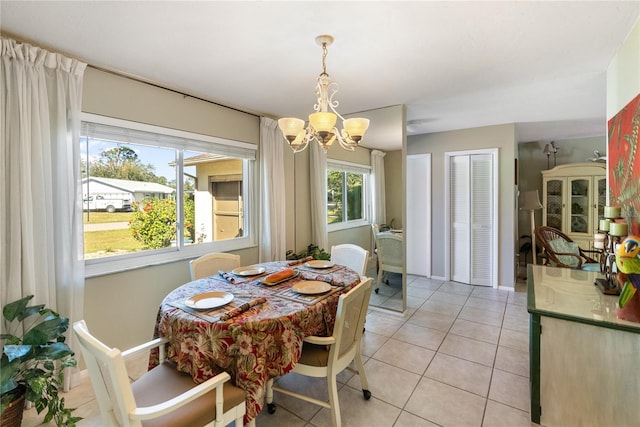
left=278, top=35, right=370, bottom=153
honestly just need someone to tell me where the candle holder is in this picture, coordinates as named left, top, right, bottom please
left=595, top=207, right=628, bottom=295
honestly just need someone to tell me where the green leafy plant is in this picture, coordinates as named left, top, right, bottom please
left=0, top=295, right=80, bottom=426
left=129, top=197, right=195, bottom=249
left=286, top=244, right=331, bottom=261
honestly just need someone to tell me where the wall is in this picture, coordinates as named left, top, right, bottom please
left=384, top=150, right=403, bottom=228
left=408, top=124, right=516, bottom=288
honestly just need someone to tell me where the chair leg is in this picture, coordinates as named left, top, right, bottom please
left=375, top=269, right=383, bottom=293
left=265, top=378, right=276, bottom=414
left=354, top=350, right=371, bottom=400
left=327, top=375, right=341, bottom=427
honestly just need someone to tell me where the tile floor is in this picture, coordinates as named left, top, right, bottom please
left=22, top=274, right=535, bottom=427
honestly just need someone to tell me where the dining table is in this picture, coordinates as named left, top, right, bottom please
left=150, top=259, right=361, bottom=423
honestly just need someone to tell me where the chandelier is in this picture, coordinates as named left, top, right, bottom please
left=278, top=35, right=370, bottom=153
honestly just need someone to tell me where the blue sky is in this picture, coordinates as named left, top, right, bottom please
left=80, top=137, right=197, bottom=182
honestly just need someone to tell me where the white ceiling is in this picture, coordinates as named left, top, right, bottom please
left=1, top=1, right=638, bottom=151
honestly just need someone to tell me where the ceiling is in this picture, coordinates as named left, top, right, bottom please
left=1, top=1, right=639, bottom=151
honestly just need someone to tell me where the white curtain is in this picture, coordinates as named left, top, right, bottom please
left=258, top=117, right=286, bottom=261
left=370, top=150, right=387, bottom=227
left=310, top=143, right=328, bottom=252
left=1, top=37, right=86, bottom=387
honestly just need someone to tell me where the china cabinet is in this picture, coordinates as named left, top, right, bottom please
left=541, top=163, right=606, bottom=249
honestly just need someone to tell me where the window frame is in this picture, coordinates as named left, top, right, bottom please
left=81, top=113, right=258, bottom=278
left=326, top=159, right=371, bottom=232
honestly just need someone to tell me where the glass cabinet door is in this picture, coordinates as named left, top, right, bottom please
left=569, top=177, right=590, bottom=234
left=545, top=179, right=563, bottom=230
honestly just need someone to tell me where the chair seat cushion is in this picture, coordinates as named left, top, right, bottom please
left=298, top=342, right=329, bottom=367
left=548, top=238, right=581, bottom=267
left=581, top=263, right=601, bottom=272
left=131, top=361, right=245, bottom=427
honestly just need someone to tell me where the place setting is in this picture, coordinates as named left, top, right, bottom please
left=171, top=291, right=266, bottom=322
left=218, top=265, right=269, bottom=284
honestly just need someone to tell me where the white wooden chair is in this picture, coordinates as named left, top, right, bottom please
left=73, top=320, right=250, bottom=427
left=330, top=243, right=369, bottom=277
left=265, top=278, right=373, bottom=427
left=189, top=253, right=241, bottom=280
left=374, top=233, right=403, bottom=293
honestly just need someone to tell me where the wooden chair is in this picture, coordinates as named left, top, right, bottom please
left=189, top=253, right=241, bottom=280
left=330, top=243, right=369, bottom=277
left=535, top=226, right=600, bottom=269
left=73, top=320, right=249, bottom=427
left=265, top=278, right=373, bottom=427
left=374, top=232, right=403, bottom=293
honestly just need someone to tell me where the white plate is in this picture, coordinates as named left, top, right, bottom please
left=305, top=260, right=335, bottom=269
left=184, top=292, right=234, bottom=310
left=232, top=266, right=266, bottom=276
left=292, top=281, right=332, bottom=295
left=260, top=270, right=299, bottom=286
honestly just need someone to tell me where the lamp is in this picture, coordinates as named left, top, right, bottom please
left=278, top=35, right=370, bottom=153
left=543, top=141, right=558, bottom=169
left=520, top=190, right=544, bottom=265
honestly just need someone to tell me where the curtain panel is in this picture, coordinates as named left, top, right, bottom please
left=1, top=37, right=86, bottom=387
left=258, top=117, right=286, bottom=261
left=370, top=149, right=387, bottom=227
left=310, top=143, right=328, bottom=252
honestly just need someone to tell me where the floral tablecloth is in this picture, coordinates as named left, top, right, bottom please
left=151, top=260, right=360, bottom=423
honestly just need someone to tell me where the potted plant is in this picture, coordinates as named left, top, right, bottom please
left=0, top=295, right=81, bottom=426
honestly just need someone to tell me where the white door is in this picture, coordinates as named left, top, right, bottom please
left=447, top=151, right=496, bottom=287
left=406, top=154, right=431, bottom=276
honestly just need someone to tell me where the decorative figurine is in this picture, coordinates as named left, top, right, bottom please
left=615, top=235, right=640, bottom=322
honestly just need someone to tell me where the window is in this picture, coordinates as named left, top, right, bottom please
left=327, top=161, right=370, bottom=231
left=80, top=114, right=257, bottom=276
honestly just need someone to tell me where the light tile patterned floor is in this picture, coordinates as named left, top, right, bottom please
left=22, top=274, right=535, bottom=427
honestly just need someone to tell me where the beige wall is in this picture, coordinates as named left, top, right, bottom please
left=408, top=124, right=517, bottom=288
left=384, top=150, right=403, bottom=228
left=607, top=18, right=640, bottom=119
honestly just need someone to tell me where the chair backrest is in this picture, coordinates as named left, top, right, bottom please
left=189, top=252, right=241, bottom=280
left=534, top=225, right=589, bottom=268
left=330, top=277, right=373, bottom=372
left=330, top=244, right=369, bottom=277
left=73, top=320, right=138, bottom=426
left=376, top=233, right=403, bottom=272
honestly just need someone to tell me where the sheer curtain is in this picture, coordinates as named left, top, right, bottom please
left=310, top=142, right=328, bottom=252
left=1, top=37, right=86, bottom=387
left=370, top=150, right=387, bottom=227
left=258, top=117, right=286, bottom=261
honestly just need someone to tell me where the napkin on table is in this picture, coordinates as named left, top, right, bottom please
left=219, top=297, right=267, bottom=321
left=287, top=256, right=313, bottom=266
left=218, top=270, right=236, bottom=284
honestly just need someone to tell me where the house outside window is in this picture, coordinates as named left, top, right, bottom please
left=80, top=113, right=256, bottom=276
left=327, top=160, right=370, bottom=232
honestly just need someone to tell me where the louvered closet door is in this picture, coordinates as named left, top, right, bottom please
left=451, top=153, right=493, bottom=286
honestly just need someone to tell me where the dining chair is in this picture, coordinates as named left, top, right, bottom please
left=374, top=232, right=403, bottom=293
left=73, top=320, right=250, bottom=427
left=265, top=277, right=373, bottom=427
left=189, top=252, right=241, bottom=280
left=330, top=243, right=369, bottom=277
left=535, top=225, right=600, bottom=270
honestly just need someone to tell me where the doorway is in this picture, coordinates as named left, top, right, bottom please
left=444, top=149, right=498, bottom=287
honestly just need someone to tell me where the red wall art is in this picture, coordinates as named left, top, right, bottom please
left=608, top=92, right=640, bottom=235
